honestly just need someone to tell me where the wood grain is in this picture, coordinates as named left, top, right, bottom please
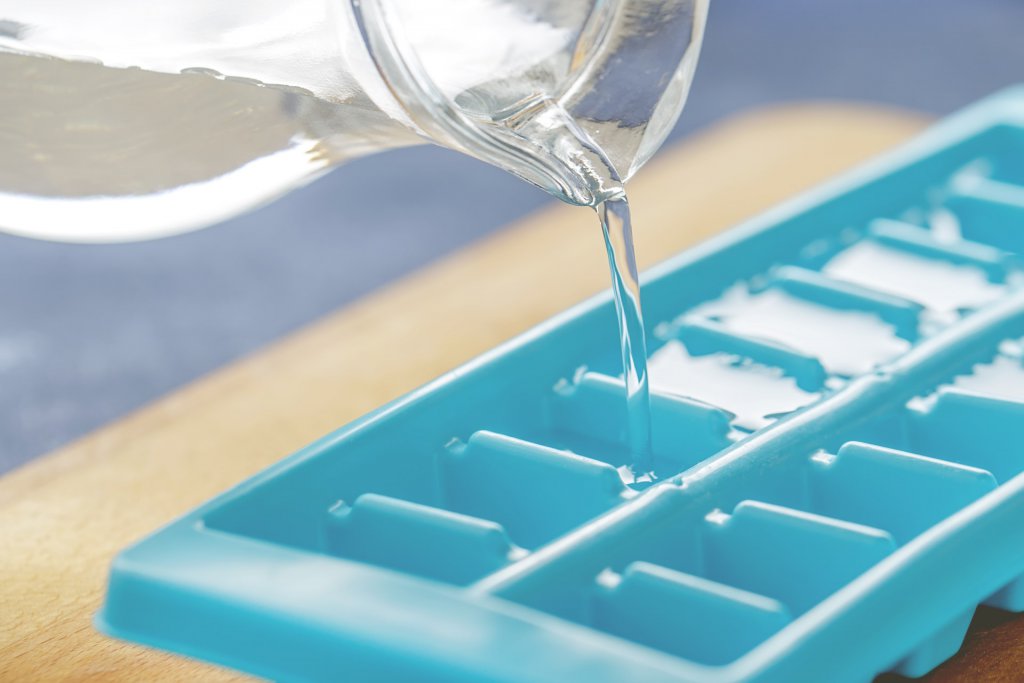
left=5, top=103, right=992, bottom=682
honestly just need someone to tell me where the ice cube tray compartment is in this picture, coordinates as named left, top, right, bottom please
left=100, top=88, right=1024, bottom=682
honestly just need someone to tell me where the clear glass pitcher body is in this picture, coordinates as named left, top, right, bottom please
left=0, top=0, right=707, bottom=241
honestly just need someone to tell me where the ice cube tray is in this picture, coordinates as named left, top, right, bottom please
left=99, top=88, right=1024, bottom=683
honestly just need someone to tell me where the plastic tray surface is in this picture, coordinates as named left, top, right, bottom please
left=99, top=88, right=1024, bottom=683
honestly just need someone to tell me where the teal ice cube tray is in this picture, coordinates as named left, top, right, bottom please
left=99, top=88, right=1024, bottom=682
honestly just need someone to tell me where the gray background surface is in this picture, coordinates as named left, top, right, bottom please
left=3, top=0, right=1024, bottom=472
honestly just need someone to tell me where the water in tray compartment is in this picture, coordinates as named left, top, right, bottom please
left=692, top=284, right=910, bottom=376
left=943, top=342, right=1024, bottom=404
left=648, top=339, right=819, bottom=430
left=822, top=239, right=1004, bottom=315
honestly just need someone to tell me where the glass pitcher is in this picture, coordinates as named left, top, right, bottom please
left=0, top=0, right=707, bottom=241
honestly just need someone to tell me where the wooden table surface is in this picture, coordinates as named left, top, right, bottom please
left=3, top=103, right=1022, bottom=682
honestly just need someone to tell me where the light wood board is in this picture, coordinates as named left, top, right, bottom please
left=5, top=103, right=1017, bottom=682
